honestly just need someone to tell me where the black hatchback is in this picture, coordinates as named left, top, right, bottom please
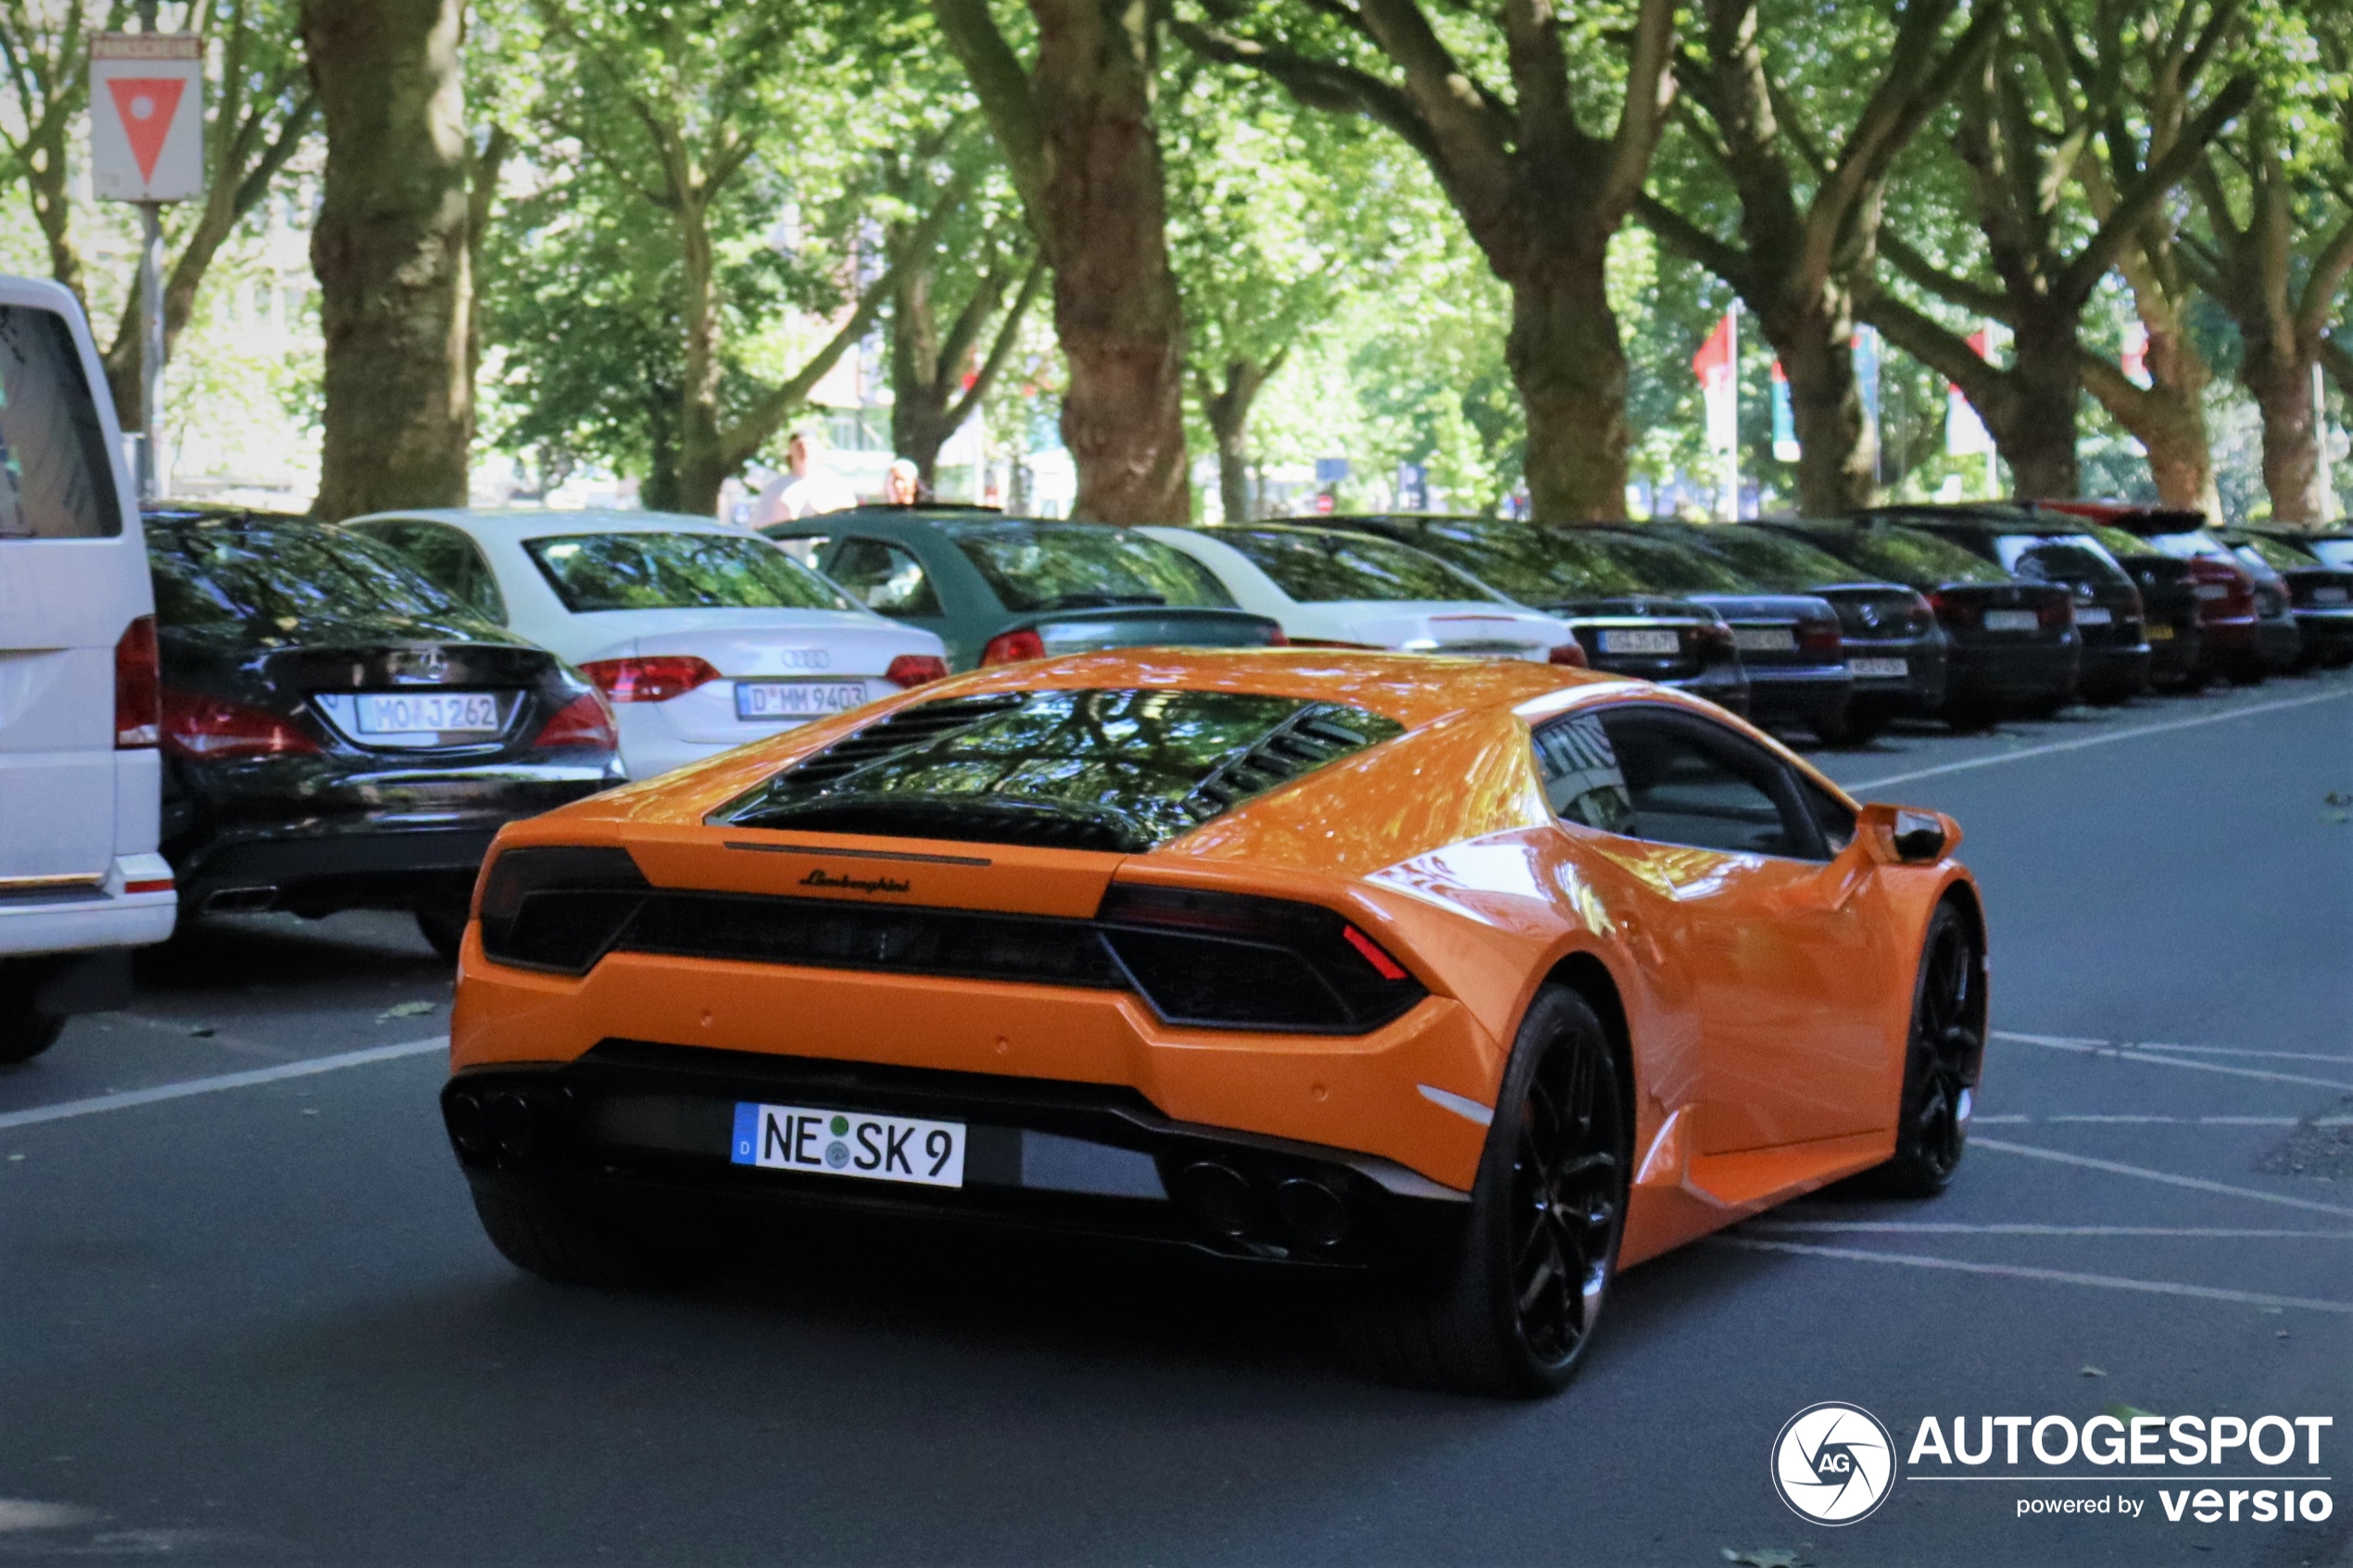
left=1647, top=522, right=1950, bottom=741
left=2219, top=526, right=2353, bottom=669
left=1336, top=516, right=1750, bottom=715
left=1864, top=506, right=2153, bottom=705
left=1767, top=519, right=2080, bottom=727
left=144, top=507, right=623, bottom=954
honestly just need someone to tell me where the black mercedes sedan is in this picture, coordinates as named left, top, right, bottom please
left=1862, top=506, right=2152, bottom=706
left=1647, top=521, right=1949, bottom=741
left=144, top=507, right=624, bottom=955
left=2219, top=526, right=2353, bottom=669
left=1567, top=526, right=1854, bottom=743
left=1336, top=515, right=1750, bottom=714
left=1765, top=519, right=2080, bottom=728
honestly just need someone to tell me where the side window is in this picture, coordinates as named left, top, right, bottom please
left=1532, top=713, right=1634, bottom=834
left=357, top=522, right=506, bottom=623
left=1596, top=708, right=1822, bottom=859
left=826, top=535, right=941, bottom=617
left=1801, top=778, right=1856, bottom=853
left=0, top=304, right=122, bottom=539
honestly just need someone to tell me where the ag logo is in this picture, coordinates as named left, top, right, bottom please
left=1770, top=1402, right=1896, bottom=1524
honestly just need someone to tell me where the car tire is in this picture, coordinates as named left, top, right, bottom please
left=0, top=988, right=66, bottom=1065
left=1808, top=700, right=1871, bottom=747
left=469, top=1181, right=726, bottom=1289
left=415, top=904, right=470, bottom=961
left=1872, top=902, right=1983, bottom=1198
left=1340, top=987, right=1628, bottom=1398
left=1942, top=699, right=1998, bottom=734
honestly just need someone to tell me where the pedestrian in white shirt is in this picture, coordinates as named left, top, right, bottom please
left=749, top=430, right=858, bottom=525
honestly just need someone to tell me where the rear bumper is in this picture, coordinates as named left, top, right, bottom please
left=2078, top=641, right=2153, bottom=695
left=446, top=1041, right=1469, bottom=1272
left=1839, top=639, right=1948, bottom=714
left=1741, top=663, right=1853, bottom=721
left=1946, top=638, right=2078, bottom=703
left=0, top=855, right=179, bottom=958
left=1653, top=666, right=1750, bottom=716
left=2255, top=617, right=2303, bottom=671
left=2291, top=608, right=2353, bottom=654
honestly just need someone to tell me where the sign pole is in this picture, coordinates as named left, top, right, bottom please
left=139, top=203, right=165, bottom=500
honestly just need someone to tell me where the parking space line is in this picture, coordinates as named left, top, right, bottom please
left=1992, top=1032, right=2353, bottom=1092
left=1844, top=684, right=2353, bottom=791
left=0, top=1035, right=447, bottom=1133
left=1712, top=1236, right=2353, bottom=1314
left=1743, top=1223, right=2353, bottom=1239
left=1972, top=1136, right=2353, bottom=1218
left=1995, top=1030, right=2353, bottom=1065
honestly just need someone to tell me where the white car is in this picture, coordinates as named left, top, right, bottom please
left=341, top=509, right=949, bottom=780
left=0, top=275, right=177, bottom=1061
left=1141, top=523, right=1587, bottom=664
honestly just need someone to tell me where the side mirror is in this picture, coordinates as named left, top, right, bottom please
left=1856, top=802, right=1962, bottom=865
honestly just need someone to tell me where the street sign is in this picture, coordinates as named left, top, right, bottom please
left=90, top=34, right=203, bottom=203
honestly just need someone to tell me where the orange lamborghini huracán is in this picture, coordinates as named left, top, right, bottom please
left=442, top=649, right=1985, bottom=1396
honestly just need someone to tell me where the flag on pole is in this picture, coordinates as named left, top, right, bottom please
left=1692, top=310, right=1739, bottom=453
left=1769, top=360, right=1800, bottom=462
left=1945, top=326, right=1995, bottom=457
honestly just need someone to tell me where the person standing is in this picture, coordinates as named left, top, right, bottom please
left=749, top=429, right=857, bottom=525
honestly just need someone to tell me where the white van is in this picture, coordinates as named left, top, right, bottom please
left=0, top=275, right=176, bottom=1061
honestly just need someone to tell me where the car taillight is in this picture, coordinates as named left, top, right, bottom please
left=579, top=656, right=720, bottom=703
left=160, top=688, right=321, bottom=759
left=1798, top=618, right=1843, bottom=654
left=2037, top=596, right=2073, bottom=629
left=1093, top=882, right=1425, bottom=1033
left=532, top=692, right=619, bottom=750
left=1264, top=626, right=1290, bottom=646
left=1690, top=621, right=1734, bottom=657
left=1926, top=591, right=1981, bottom=630
left=1908, top=593, right=1938, bottom=632
left=473, top=844, right=650, bottom=972
left=115, top=615, right=159, bottom=747
left=1547, top=641, right=1588, bottom=668
left=885, top=654, right=949, bottom=687
left=979, top=628, right=1046, bottom=665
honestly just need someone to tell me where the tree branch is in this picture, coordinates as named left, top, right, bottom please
left=2059, top=71, right=2254, bottom=304
left=2294, top=210, right=2353, bottom=340
left=1170, top=19, right=1446, bottom=173
left=944, top=257, right=1047, bottom=432
left=1878, top=230, right=2015, bottom=322
left=1859, top=288, right=2012, bottom=421
left=930, top=0, right=1045, bottom=219
left=1632, top=191, right=1755, bottom=294
left=1599, top=0, right=1678, bottom=220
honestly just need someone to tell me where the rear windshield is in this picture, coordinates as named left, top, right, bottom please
left=1214, top=529, right=1501, bottom=603
left=950, top=525, right=1234, bottom=612
left=1583, top=531, right=1751, bottom=594
left=2233, top=534, right=2319, bottom=571
left=714, top=688, right=1402, bottom=850
left=1664, top=526, right=1869, bottom=592
left=1819, top=525, right=2011, bottom=587
left=0, top=304, right=122, bottom=539
left=2306, top=537, right=2353, bottom=570
left=148, top=523, right=485, bottom=644
left=1389, top=522, right=1645, bottom=600
left=2085, top=523, right=2158, bottom=559
left=2140, top=528, right=2229, bottom=561
left=525, top=532, right=849, bottom=613
left=1993, top=533, right=2132, bottom=586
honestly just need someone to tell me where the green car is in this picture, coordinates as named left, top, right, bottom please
left=761, top=507, right=1286, bottom=671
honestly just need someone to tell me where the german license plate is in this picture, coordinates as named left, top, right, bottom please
left=2074, top=606, right=2112, bottom=625
left=1847, top=657, right=1907, bottom=679
left=357, top=691, right=499, bottom=733
left=730, top=1101, right=965, bottom=1187
left=1731, top=626, right=1795, bottom=652
left=1982, top=609, right=2040, bottom=632
left=1598, top=629, right=1680, bottom=655
left=2314, top=587, right=2349, bottom=605
left=2147, top=622, right=2175, bottom=641
left=735, top=681, right=870, bottom=721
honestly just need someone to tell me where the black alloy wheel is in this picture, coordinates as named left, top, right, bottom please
left=1505, top=1017, right=1627, bottom=1369
left=0, top=988, right=66, bottom=1065
left=1875, top=902, right=1983, bottom=1197
left=415, top=903, right=471, bottom=962
left=1341, top=987, right=1627, bottom=1397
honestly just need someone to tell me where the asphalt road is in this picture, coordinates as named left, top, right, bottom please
left=4, top=671, right=2349, bottom=1568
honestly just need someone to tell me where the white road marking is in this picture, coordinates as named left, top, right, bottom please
left=1844, top=684, right=2353, bottom=791
left=0, top=1036, right=447, bottom=1133
left=1973, top=1111, right=2349, bottom=1126
left=1743, top=1222, right=2353, bottom=1239
left=1712, top=1236, right=2353, bottom=1314
left=1972, top=1136, right=2353, bottom=1218
left=1993, top=1031, right=2353, bottom=1093
left=1995, top=1030, right=2353, bottom=1065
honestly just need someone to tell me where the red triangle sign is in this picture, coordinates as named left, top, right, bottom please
left=106, top=77, right=188, bottom=183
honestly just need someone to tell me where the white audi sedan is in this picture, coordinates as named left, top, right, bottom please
left=340, top=509, right=948, bottom=780
left=1141, top=523, right=1587, bottom=665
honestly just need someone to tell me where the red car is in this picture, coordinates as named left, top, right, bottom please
left=2042, top=503, right=2281, bottom=684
